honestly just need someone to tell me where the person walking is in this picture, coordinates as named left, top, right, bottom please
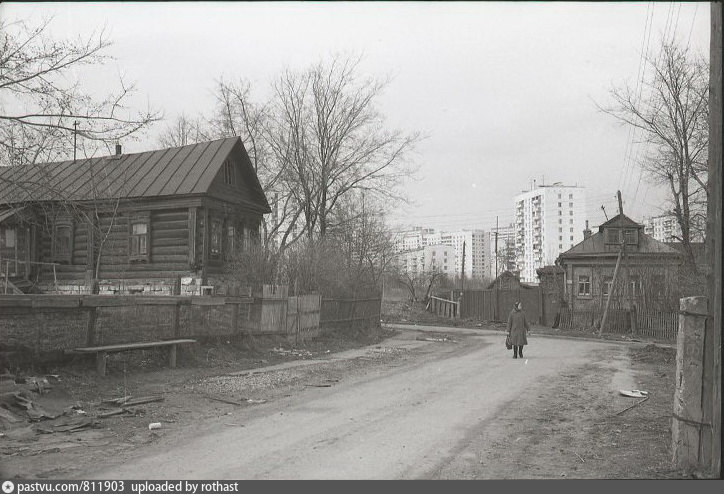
left=507, top=301, right=529, bottom=359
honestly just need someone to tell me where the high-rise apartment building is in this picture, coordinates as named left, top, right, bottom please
left=514, top=183, right=587, bottom=283
left=643, top=214, right=682, bottom=243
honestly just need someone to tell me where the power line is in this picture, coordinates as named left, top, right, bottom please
left=619, top=2, right=654, bottom=197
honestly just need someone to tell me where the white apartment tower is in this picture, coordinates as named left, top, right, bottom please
left=514, top=183, right=586, bottom=283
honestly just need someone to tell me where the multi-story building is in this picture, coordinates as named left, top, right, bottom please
left=394, top=228, right=487, bottom=280
left=514, top=183, right=586, bottom=283
left=643, top=214, right=682, bottom=243
left=396, top=244, right=456, bottom=278
left=394, top=227, right=435, bottom=252
left=487, top=223, right=516, bottom=279
left=425, top=230, right=487, bottom=280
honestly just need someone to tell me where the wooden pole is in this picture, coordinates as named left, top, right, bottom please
left=461, top=240, right=466, bottom=294
left=599, top=191, right=625, bottom=336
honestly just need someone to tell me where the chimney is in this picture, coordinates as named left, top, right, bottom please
left=583, top=220, right=592, bottom=239
left=115, top=143, right=122, bottom=155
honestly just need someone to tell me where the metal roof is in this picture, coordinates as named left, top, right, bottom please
left=0, top=137, right=269, bottom=211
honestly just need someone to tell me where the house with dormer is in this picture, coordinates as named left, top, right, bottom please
left=556, top=214, right=682, bottom=312
left=0, top=137, right=270, bottom=294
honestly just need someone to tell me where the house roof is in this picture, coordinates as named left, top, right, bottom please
left=487, top=270, right=536, bottom=289
left=558, top=226, right=681, bottom=261
left=597, top=213, right=642, bottom=232
left=0, top=137, right=270, bottom=212
left=536, top=265, right=564, bottom=275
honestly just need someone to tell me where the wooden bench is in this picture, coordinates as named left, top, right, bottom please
left=73, top=339, right=197, bottom=376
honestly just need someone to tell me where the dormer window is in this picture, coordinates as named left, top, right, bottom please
left=623, top=228, right=638, bottom=245
left=605, top=228, right=620, bottom=244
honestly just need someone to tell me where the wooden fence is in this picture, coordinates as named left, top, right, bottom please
left=636, top=309, right=678, bottom=340
left=287, top=294, right=323, bottom=339
left=428, top=296, right=460, bottom=319
left=320, top=297, right=381, bottom=330
left=558, top=307, right=678, bottom=340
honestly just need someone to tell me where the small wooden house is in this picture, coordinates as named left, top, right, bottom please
left=556, top=214, right=682, bottom=311
left=0, top=137, right=270, bottom=294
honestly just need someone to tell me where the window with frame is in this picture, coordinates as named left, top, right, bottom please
left=225, top=225, right=236, bottom=260
left=129, top=214, right=150, bottom=262
left=1, top=226, right=16, bottom=249
left=629, top=275, right=641, bottom=296
left=623, top=228, right=638, bottom=245
left=605, top=228, right=620, bottom=244
left=602, top=276, right=613, bottom=297
left=210, top=219, right=222, bottom=258
left=53, top=220, right=73, bottom=263
left=577, top=275, right=591, bottom=297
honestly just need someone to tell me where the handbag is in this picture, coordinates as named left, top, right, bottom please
left=505, top=334, right=512, bottom=350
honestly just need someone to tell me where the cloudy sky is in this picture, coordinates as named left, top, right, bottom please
left=1, top=1, right=711, bottom=233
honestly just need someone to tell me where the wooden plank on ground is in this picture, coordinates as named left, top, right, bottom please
left=73, top=339, right=197, bottom=353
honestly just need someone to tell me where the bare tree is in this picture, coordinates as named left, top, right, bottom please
left=0, top=17, right=160, bottom=167
left=327, top=194, right=398, bottom=297
left=157, top=114, right=208, bottom=148
left=600, top=39, right=709, bottom=269
left=268, top=55, right=419, bottom=240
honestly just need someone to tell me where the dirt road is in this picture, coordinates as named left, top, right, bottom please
left=77, top=327, right=639, bottom=479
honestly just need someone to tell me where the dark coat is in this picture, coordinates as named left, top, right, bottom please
left=507, top=309, right=529, bottom=346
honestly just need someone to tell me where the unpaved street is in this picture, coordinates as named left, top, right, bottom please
left=77, top=327, right=638, bottom=479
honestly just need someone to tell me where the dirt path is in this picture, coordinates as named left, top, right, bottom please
left=70, top=329, right=648, bottom=479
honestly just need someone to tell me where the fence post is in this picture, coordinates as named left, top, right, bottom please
left=672, top=296, right=710, bottom=472
left=630, top=305, right=637, bottom=336
left=86, top=306, right=98, bottom=346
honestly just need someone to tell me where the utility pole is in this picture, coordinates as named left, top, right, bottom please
left=73, top=121, right=79, bottom=162
left=599, top=191, right=625, bottom=336
left=601, top=205, right=609, bottom=221
left=460, top=240, right=466, bottom=294
left=495, top=216, right=499, bottom=278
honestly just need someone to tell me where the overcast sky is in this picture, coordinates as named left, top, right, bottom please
left=1, top=1, right=711, bottom=233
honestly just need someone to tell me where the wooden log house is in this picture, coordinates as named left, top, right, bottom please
left=555, top=213, right=682, bottom=311
left=0, top=137, right=270, bottom=294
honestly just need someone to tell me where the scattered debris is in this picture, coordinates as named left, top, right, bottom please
left=35, top=416, right=98, bottom=434
left=96, top=408, right=131, bottom=419
left=246, top=399, right=266, bottom=404
left=614, top=395, right=650, bottom=416
left=204, top=394, right=248, bottom=406
left=100, top=395, right=163, bottom=407
left=101, top=395, right=133, bottom=406
left=415, top=335, right=457, bottom=343
left=0, top=407, right=23, bottom=424
left=148, top=422, right=162, bottom=430
left=271, top=347, right=314, bottom=358
left=574, top=452, right=586, bottom=463
left=305, top=384, right=332, bottom=388
left=619, top=390, right=648, bottom=398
